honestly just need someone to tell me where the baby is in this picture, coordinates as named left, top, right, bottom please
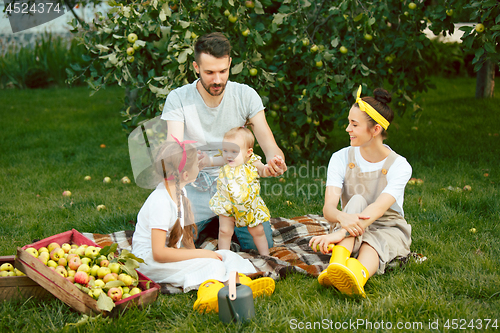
left=209, top=126, right=271, bottom=255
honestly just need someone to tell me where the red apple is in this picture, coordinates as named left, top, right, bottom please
left=68, top=256, right=82, bottom=270
left=74, top=271, right=90, bottom=285
left=107, top=287, right=123, bottom=302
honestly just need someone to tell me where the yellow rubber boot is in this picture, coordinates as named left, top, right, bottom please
left=318, top=245, right=351, bottom=287
left=193, top=279, right=225, bottom=313
left=238, top=273, right=275, bottom=297
left=327, top=257, right=369, bottom=298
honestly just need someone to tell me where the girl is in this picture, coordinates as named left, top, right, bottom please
left=309, top=86, right=412, bottom=298
left=209, top=126, right=276, bottom=256
left=132, top=137, right=274, bottom=313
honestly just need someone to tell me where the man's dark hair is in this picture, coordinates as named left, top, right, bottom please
left=194, top=32, right=231, bottom=63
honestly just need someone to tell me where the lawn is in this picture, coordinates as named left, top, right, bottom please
left=0, top=77, right=499, bottom=332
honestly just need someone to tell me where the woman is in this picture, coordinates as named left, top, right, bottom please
left=309, top=86, right=412, bottom=297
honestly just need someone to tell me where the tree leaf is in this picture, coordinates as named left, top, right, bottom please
left=96, top=292, right=116, bottom=312
left=231, top=62, right=244, bottom=75
left=272, top=13, right=287, bottom=25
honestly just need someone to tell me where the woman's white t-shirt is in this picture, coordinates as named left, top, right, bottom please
left=326, top=146, right=412, bottom=216
left=132, top=182, right=184, bottom=258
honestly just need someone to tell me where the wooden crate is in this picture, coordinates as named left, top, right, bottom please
left=0, top=255, right=53, bottom=301
left=16, top=229, right=160, bottom=315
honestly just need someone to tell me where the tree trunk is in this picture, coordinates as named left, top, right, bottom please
left=476, top=59, right=495, bottom=98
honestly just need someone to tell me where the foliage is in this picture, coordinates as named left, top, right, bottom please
left=0, top=33, right=87, bottom=89
left=68, top=0, right=455, bottom=163
left=459, top=0, right=500, bottom=73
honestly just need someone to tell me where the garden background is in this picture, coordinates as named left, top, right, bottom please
left=1, top=0, right=499, bottom=332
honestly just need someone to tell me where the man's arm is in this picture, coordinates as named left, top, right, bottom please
left=249, top=110, right=287, bottom=176
left=166, top=120, right=184, bottom=141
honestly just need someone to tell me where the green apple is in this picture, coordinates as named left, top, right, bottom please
left=67, top=269, right=76, bottom=277
left=224, top=9, right=230, bottom=16
left=310, top=44, right=319, bottom=53
left=126, top=47, right=135, bottom=56
left=90, top=264, right=100, bottom=276
left=133, top=41, right=141, bottom=50
left=475, top=23, right=485, bottom=33
left=103, top=177, right=112, bottom=183
left=118, top=273, right=134, bottom=286
left=14, top=268, right=25, bottom=276
left=228, top=14, right=238, bottom=23
left=47, top=260, right=58, bottom=268
left=61, top=243, right=71, bottom=253
left=446, top=9, right=453, bottom=16
left=122, top=293, right=131, bottom=299
left=0, top=263, right=14, bottom=272
left=38, top=247, right=49, bottom=254
left=127, top=33, right=138, bottom=43
left=122, top=286, right=130, bottom=294
left=85, top=246, right=100, bottom=259
left=25, top=247, right=38, bottom=258
left=242, top=29, right=250, bottom=37
left=129, top=287, right=142, bottom=296
left=47, top=242, right=61, bottom=253
left=38, top=252, right=50, bottom=265
left=249, top=68, right=258, bottom=76
left=62, top=190, right=72, bottom=197
left=315, top=60, right=323, bottom=68
left=84, top=175, right=91, bottom=181
left=364, top=34, right=373, bottom=41
left=313, top=120, right=320, bottom=126
left=81, top=257, right=92, bottom=266
left=339, top=46, right=348, bottom=54
left=408, top=2, right=416, bottom=10
left=95, top=279, right=105, bottom=288
left=108, top=262, right=121, bottom=274
left=97, top=204, right=107, bottom=211
left=97, top=266, right=111, bottom=279
left=302, top=38, right=310, bottom=47
left=306, top=117, right=312, bottom=124
left=77, top=263, right=90, bottom=273
left=245, top=0, right=255, bottom=8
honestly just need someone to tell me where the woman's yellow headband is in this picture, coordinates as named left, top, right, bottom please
left=355, top=85, right=390, bottom=130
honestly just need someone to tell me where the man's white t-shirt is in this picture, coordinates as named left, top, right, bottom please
left=326, top=146, right=412, bottom=216
left=132, top=183, right=185, bottom=258
left=161, top=79, right=264, bottom=177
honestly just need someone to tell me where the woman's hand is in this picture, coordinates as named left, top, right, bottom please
left=309, top=231, right=346, bottom=254
left=338, top=212, right=369, bottom=237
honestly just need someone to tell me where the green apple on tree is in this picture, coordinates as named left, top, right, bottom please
left=228, top=14, right=238, bottom=23
left=249, top=68, right=258, bottom=76
left=310, top=44, right=319, bottom=53
left=408, top=2, right=417, bottom=10
left=126, top=47, right=135, bottom=56
left=127, top=33, right=138, bottom=43
left=339, top=46, right=348, bottom=54
left=245, top=0, right=255, bottom=9
left=475, top=23, right=485, bottom=33
left=364, top=34, right=373, bottom=41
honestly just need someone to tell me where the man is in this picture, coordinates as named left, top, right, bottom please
left=161, top=32, right=287, bottom=251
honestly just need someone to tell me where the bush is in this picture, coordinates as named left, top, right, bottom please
left=0, top=33, right=87, bottom=89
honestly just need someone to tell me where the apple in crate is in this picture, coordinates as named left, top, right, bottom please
left=55, top=266, right=68, bottom=278
left=103, top=273, right=116, bottom=283
left=47, top=242, right=61, bottom=253
left=97, top=267, right=111, bottom=279
left=85, top=246, right=100, bottom=259
left=108, top=263, right=121, bottom=274
left=50, top=247, right=65, bottom=261
left=38, top=252, right=50, bottom=265
left=25, top=247, right=39, bottom=258
left=108, top=287, right=123, bottom=302
left=68, top=256, right=82, bottom=270
left=74, top=271, right=90, bottom=285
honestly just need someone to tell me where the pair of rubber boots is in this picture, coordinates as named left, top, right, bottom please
left=318, top=245, right=369, bottom=298
left=193, top=273, right=275, bottom=313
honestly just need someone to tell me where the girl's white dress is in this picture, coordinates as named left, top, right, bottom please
left=131, top=182, right=257, bottom=292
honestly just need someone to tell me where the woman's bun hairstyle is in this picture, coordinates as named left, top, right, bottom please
left=361, top=87, right=394, bottom=139
left=373, top=88, right=392, bottom=105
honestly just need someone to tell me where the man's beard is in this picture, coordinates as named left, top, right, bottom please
left=199, top=77, right=226, bottom=96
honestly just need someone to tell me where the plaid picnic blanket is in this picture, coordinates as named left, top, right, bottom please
left=83, top=214, right=424, bottom=294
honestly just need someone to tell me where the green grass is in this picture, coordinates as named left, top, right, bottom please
left=1, top=77, right=499, bottom=332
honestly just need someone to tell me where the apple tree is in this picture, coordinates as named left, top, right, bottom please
left=458, top=0, right=500, bottom=98
left=68, top=0, right=454, bottom=163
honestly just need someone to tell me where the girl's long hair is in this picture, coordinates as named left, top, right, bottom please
left=154, top=141, right=198, bottom=249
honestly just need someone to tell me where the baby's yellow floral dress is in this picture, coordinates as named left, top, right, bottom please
left=209, top=153, right=270, bottom=228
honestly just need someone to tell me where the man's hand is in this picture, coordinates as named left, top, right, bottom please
left=266, top=155, right=287, bottom=177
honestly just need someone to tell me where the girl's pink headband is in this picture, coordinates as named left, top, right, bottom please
left=165, top=135, right=197, bottom=181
